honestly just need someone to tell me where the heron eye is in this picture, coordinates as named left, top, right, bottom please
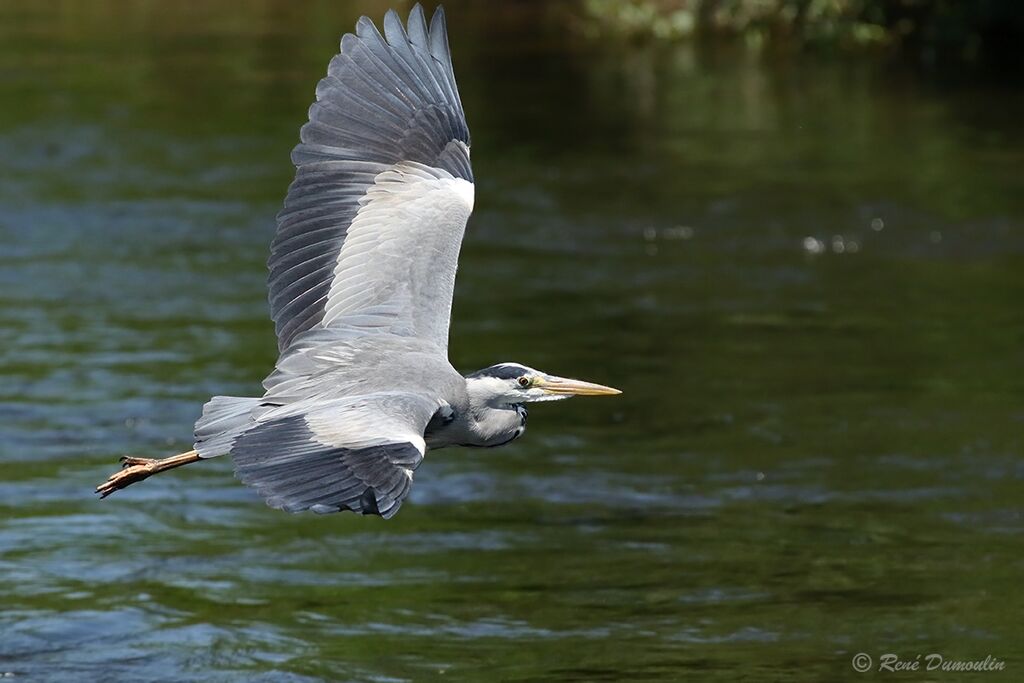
left=517, top=376, right=530, bottom=388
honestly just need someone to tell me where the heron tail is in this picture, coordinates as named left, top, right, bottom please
left=193, top=395, right=262, bottom=458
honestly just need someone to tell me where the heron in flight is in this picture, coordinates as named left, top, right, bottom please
left=96, top=5, right=620, bottom=518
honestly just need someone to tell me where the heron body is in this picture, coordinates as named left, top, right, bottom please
left=97, top=5, right=619, bottom=518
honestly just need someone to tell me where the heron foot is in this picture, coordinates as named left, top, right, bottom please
left=95, top=458, right=159, bottom=498
left=95, top=450, right=201, bottom=499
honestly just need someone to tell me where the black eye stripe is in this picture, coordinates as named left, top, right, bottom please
left=467, top=364, right=530, bottom=380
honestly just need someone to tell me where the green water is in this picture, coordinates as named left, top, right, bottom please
left=1, top=2, right=1022, bottom=681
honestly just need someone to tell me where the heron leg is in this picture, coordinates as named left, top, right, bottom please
left=95, top=449, right=201, bottom=498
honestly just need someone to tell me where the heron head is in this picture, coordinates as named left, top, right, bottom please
left=466, top=362, right=621, bottom=406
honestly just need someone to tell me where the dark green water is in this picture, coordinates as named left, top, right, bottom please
left=1, top=2, right=1022, bottom=681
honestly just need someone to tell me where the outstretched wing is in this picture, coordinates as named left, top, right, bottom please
left=231, top=392, right=442, bottom=519
left=269, top=5, right=473, bottom=353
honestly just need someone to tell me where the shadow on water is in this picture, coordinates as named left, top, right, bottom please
left=0, top=1, right=1022, bottom=681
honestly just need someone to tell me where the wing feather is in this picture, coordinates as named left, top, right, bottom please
left=407, top=4, right=430, bottom=47
left=269, top=5, right=472, bottom=352
left=231, top=392, right=440, bottom=518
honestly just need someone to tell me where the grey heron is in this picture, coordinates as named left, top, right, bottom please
left=96, top=5, right=620, bottom=518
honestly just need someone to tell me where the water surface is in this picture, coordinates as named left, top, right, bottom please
left=1, top=2, right=1022, bottom=681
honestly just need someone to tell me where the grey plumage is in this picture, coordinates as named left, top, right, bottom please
left=270, top=3, right=470, bottom=351
left=232, top=394, right=438, bottom=519
left=118, top=5, right=620, bottom=520
left=192, top=5, right=477, bottom=519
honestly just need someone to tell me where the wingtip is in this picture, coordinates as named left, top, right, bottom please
left=354, top=14, right=381, bottom=41
left=354, top=4, right=445, bottom=44
left=427, top=3, right=451, bottom=62
left=407, top=3, right=430, bottom=45
left=431, top=4, right=448, bottom=30
left=383, top=8, right=409, bottom=46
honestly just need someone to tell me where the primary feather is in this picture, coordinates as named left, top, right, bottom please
left=269, top=3, right=472, bottom=352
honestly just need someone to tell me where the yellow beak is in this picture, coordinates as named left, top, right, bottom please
left=537, top=375, right=622, bottom=397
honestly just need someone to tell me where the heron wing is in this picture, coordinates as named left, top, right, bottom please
left=269, top=5, right=473, bottom=353
left=231, top=391, right=441, bottom=518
